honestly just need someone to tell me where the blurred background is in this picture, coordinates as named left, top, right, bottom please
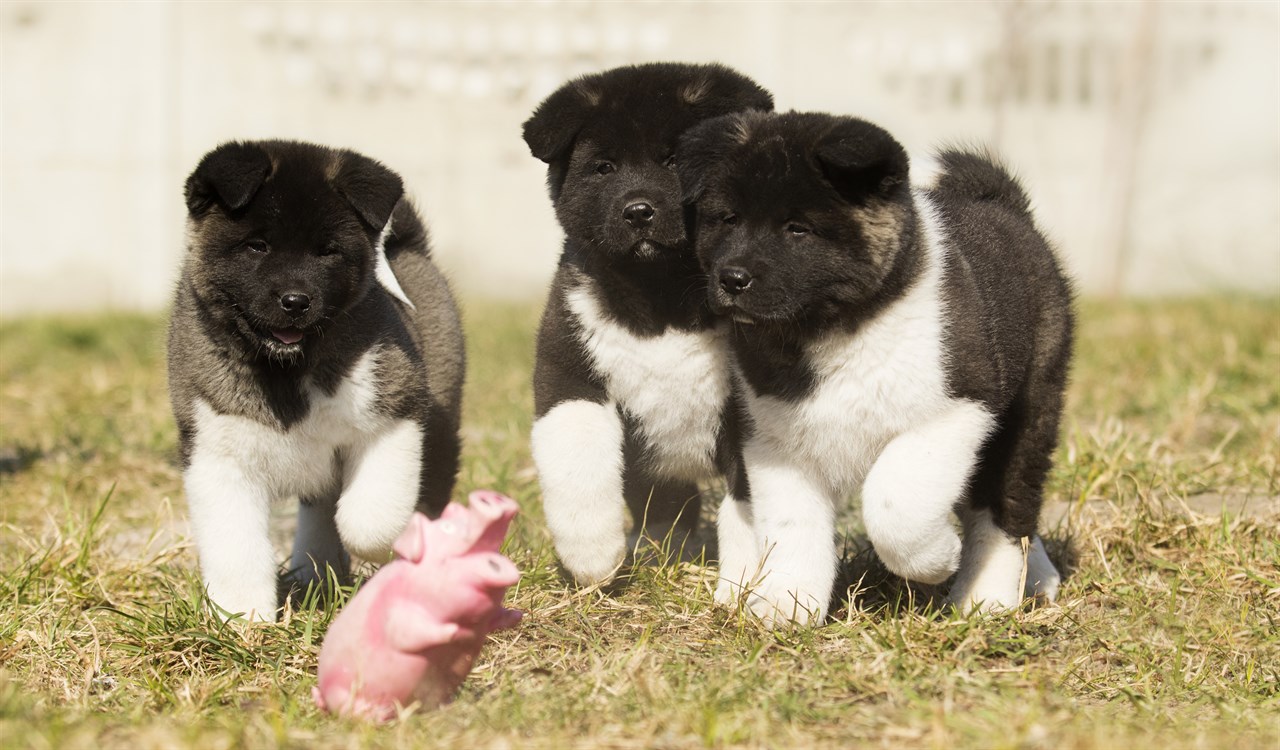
left=2, top=0, right=1277, bottom=315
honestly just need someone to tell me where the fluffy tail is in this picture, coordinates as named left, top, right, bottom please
left=932, top=149, right=1032, bottom=215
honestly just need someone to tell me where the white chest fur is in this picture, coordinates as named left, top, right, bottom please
left=565, top=286, right=729, bottom=480
left=190, top=348, right=388, bottom=501
left=742, top=197, right=957, bottom=496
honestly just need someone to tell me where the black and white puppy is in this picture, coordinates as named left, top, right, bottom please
left=169, top=141, right=465, bottom=622
left=522, top=63, right=773, bottom=584
left=678, top=112, right=1073, bottom=625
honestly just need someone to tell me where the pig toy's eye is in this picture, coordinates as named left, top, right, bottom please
left=440, top=521, right=457, bottom=536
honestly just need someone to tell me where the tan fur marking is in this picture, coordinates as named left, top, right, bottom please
left=851, top=200, right=906, bottom=269
left=679, top=76, right=713, bottom=105
left=324, top=153, right=343, bottom=183
left=574, top=81, right=602, bottom=107
left=728, top=116, right=754, bottom=145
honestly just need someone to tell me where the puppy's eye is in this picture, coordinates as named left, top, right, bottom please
left=244, top=240, right=269, bottom=254
left=595, top=162, right=616, bottom=176
left=663, top=154, right=676, bottom=169
left=786, top=223, right=810, bottom=236
left=316, top=245, right=340, bottom=257
left=722, top=214, right=738, bottom=226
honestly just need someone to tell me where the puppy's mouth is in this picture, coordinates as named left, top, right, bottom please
left=718, top=303, right=760, bottom=325
left=630, top=239, right=674, bottom=260
left=712, top=296, right=790, bottom=327
left=269, top=328, right=305, bottom=346
left=249, top=324, right=309, bottom=360
left=237, top=313, right=315, bottom=361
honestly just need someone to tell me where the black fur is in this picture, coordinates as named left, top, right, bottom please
left=679, top=111, right=1074, bottom=551
left=524, top=63, right=772, bottom=555
left=929, top=149, right=1074, bottom=538
left=169, top=140, right=465, bottom=516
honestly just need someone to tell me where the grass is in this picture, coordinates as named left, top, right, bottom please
left=1, top=296, right=1278, bottom=749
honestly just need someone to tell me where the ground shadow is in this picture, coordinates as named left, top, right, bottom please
left=830, top=528, right=1081, bottom=620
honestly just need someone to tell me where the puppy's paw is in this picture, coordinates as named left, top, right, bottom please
left=555, top=532, right=626, bottom=586
left=946, top=579, right=1022, bottom=614
left=715, top=576, right=752, bottom=608
left=1024, top=536, right=1060, bottom=602
left=875, top=526, right=962, bottom=585
left=206, top=580, right=279, bottom=624
left=744, top=579, right=827, bottom=629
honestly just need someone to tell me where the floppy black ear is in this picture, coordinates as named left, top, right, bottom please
left=687, top=64, right=775, bottom=118
left=184, top=142, right=272, bottom=216
left=814, top=118, right=909, bottom=203
left=332, top=152, right=404, bottom=230
left=676, top=112, right=754, bottom=205
left=522, top=81, right=599, bottom=164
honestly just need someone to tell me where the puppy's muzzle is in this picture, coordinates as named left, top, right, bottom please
left=623, top=201, right=656, bottom=229
left=279, top=292, right=311, bottom=318
left=718, top=267, right=754, bottom=296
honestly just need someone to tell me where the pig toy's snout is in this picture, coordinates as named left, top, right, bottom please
left=469, top=490, right=518, bottom=521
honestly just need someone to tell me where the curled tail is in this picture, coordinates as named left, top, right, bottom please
left=932, top=149, right=1032, bottom=215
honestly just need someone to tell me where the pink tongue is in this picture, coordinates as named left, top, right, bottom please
left=272, top=329, right=304, bottom=344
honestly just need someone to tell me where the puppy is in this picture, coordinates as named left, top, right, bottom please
left=169, top=140, right=465, bottom=622
left=678, top=112, right=1073, bottom=625
left=522, top=63, right=773, bottom=584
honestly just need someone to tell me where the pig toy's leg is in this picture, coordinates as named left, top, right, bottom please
left=384, top=604, right=467, bottom=652
left=487, top=607, right=523, bottom=631
left=335, top=420, right=424, bottom=563
left=467, top=490, right=519, bottom=553
left=314, top=682, right=395, bottom=723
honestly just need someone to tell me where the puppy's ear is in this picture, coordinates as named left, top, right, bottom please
left=814, top=118, right=909, bottom=203
left=685, top=64, right=775, bottom=118
left=333, top=152, right=404, bottom=230
left=184, top=142, right=272, bottom=216
left=676, top=112, right=753, bottom=204
left=522, top=81, right=599, bottom=164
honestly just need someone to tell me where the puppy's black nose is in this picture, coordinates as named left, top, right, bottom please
left=279, top=293, right=311, bottom=316
left=718, top=267, right=754, bottom=296
left=623, top=201, right=655, bottom=228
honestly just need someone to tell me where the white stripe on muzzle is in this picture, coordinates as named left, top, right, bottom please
left=373, top=217, right=415, bottom=310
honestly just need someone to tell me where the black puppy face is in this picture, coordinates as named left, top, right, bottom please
left=523, top=63, right=773, bottom=263
left=679, top=112, right=912, bottom=326
left=554, top=131, right=684, bottom=260
left=183, top=141, right=402, bottom=364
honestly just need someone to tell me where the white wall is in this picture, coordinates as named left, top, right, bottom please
left=1, top=1, right=1277, bottom=315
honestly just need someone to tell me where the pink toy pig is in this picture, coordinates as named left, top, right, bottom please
left=313, top=490, right=522, bottom=721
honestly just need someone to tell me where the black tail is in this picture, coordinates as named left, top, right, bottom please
left=933, top=149, right=1032, bottom=215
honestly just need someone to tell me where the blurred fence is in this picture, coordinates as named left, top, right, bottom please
left=1, top=0, right=1277, bottom=315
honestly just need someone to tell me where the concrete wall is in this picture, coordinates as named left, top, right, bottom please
left=2, top=1, right=1277, bottom=315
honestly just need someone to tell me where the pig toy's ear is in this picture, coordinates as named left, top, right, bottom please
left=392, top=513, right=429, bottom=563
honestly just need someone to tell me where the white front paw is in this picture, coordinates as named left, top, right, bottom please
left=875, top=526, right=962, bottom=585
left=205, top=579, right=278, bottom=623
left=745, top=578, right=827, bottom=628
left=947, top=582, right=1021, bottom=614
left=715, top=576, right=751, bottom=607
left=555, top=531, right=626, bottom=586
